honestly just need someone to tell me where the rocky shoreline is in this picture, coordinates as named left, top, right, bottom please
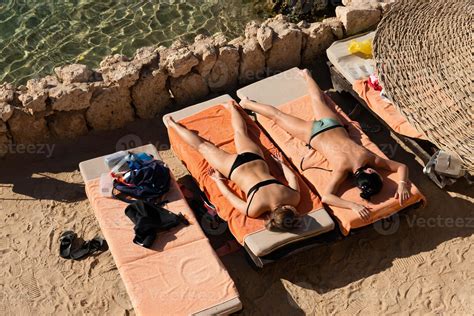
left=0, top=0, right=393, bottom=157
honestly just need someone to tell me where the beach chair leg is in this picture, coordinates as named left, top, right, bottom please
left=243, top=244, right=265, bottom=269
left=464, top=173, right=474, bottom=185
left=328, top=62, right=352, bottom=93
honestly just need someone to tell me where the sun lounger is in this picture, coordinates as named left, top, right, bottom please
left=326, top=31, right=425, bottom=139
left=163, top=95, right=336, bottom=267
left=326, top=31, right=377, bottom=85
left=352, top=79, right=426, bottom=140
left=325, top=32, right=456, bottom=188
left=79, top=144, right=242, bottom=315
left=326, top=31, right=431, bottom=142
left=237, top=68, right=426, bottom=236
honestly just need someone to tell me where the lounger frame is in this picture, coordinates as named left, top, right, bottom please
left=324, top=32, right=472, bottom=188
left=79, top=145, right=243, bottom=315
left=327, top=62, right=460, bottom=188
left=244, top=229, right=341, bottom=268
left=237, top=67, right=425, bottom=241
left=164, top=95, right=337, bottom=268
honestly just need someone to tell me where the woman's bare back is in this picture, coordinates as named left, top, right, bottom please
left=310, top=127, right=373, bottom=172
left=230, top=160, right=300, bottom=216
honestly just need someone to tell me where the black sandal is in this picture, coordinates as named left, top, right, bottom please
left=59, top=231, right=106, bottom=260
left=59, top=231, right=76, bottom=259
left=69, top=237, right=106, bottom=260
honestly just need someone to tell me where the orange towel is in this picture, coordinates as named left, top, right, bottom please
left=168, top=104, right=323, bottom=244
left=257, top=95, right=426, bottom=235
left=353, top=79, right=426, bottom=140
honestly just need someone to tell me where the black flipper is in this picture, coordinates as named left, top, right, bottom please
left=59, top=231, right=76, bottom=259
left=60, top=231, right=106, bottom=260
left=69, top=237, right=106, bottom=260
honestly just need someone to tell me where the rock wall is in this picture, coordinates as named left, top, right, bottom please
left=0, top=1, right=394, bottom=157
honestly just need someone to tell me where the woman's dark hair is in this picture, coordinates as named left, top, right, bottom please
left=265, top=205, right=300, bottom=231
left=354, top=167, right=383, bottom=200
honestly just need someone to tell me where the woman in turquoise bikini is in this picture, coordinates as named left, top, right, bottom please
left=239, top=69, right=411, bottom=221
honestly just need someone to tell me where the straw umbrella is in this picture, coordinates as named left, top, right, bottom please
left=373, top=0, right=473, bottom=173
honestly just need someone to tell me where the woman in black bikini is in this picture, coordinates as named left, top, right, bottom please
left=239, top=69, right=411, bottom=221
left=165, top=101, right=301, bottom=231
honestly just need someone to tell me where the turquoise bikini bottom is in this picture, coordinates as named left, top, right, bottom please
left=308, top=117, right=344, bottom=144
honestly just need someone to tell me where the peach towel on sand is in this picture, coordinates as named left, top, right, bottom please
left=85, top=176, right=239, bottom=315
left=353, top=79, right=426, bottom=140
left=168, top=104, right=323, bottom=244
left=257, top=95, right=426, bottom=235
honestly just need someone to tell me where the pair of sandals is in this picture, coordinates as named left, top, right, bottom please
left=59, top=231, right=106, bottom=260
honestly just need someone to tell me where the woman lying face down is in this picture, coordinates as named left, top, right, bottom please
left=165, top=101, right=301, bottom=231
left=239, top=68, right=412, bottom=222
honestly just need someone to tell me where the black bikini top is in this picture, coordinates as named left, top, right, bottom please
left=245, top=179, right=291, bottom=216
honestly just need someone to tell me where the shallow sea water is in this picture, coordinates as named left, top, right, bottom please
left=0, top=0, right=270, bottom=85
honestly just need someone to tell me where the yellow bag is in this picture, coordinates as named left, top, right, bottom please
left=348, top=39, right=373, bottom=58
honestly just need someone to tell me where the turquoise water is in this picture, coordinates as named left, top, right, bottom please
left=0, top=0, right=270, bottom=85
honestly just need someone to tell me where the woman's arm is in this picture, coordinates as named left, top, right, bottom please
left=281, top=163, right=300, bottom=192
left=372, top=155, right=411, bottom=205
left=372, top=155, right=408, bottom=181
left=272, top=153, right=300, bottom=192
left=321, top=169, right=371, bottom=221
left=209, top=169, right=248, bottom=214
left=213, top=179, right=248, bottom=213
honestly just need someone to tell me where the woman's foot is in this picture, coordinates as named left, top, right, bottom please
left=165, top=115, right=176, bottom=127
left=224, top=100, right=236, bottom=111
left=298, top=68, right=312, bottom=81
left=238, top=95, right=250, bottom=110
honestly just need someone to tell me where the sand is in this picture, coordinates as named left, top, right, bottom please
left=1, top=82, right=473, bottom=315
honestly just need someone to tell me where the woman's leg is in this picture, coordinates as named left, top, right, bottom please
left=225, top=101, right=263, bottom=155
left=301, top=69, right=338, bottom=120
left=240, top=98, right=312, bottom=143
left=166, top=116, right=236, bottom=177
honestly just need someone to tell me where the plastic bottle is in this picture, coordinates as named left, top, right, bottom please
left=99, top=173, right=114, bottom=197
left=104, top=151, right=128, bottom=170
